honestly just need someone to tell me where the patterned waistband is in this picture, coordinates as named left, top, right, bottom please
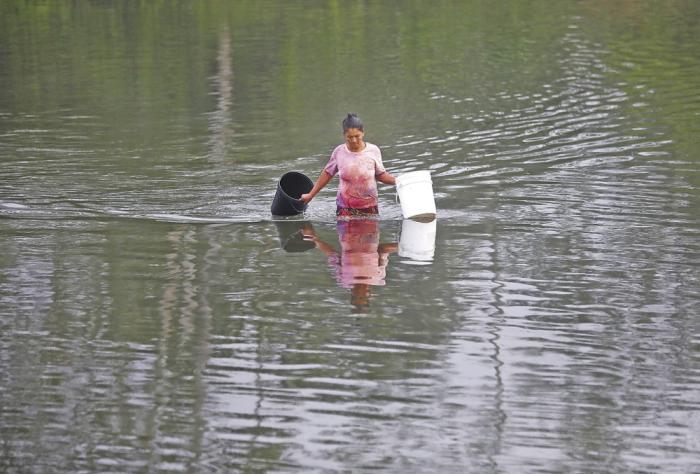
left=336, top=206, right=379, bottom=217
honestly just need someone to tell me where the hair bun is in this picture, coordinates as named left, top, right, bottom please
left=342, top=113, right=364, bottom=131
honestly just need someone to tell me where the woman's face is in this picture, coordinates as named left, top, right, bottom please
left=344, top=128, right=365, bottom=152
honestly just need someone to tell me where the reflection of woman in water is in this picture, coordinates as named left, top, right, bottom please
left=303, top=219, right=397, bottom=312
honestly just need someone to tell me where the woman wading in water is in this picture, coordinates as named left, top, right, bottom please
left=300, top=114, right=396, bottom=217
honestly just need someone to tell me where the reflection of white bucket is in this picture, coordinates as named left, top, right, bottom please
left=399, top=218, right=437, bottom=263
left=396, top=170, right=436, bottom=220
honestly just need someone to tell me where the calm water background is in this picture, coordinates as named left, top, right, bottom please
left=1, top=1, right=699, bottom=472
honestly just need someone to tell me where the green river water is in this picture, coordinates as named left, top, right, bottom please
left=1, top=1, right=699, bottom=472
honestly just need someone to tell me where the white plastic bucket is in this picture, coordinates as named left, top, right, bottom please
left=396, top=170, right=436, bottom=220
left=399, top=218, right=437, bottom=263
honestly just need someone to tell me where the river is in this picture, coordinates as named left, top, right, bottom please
left=1, top=1, right=699, bottom=472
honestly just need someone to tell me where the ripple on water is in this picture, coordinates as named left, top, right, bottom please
left=1, top=6, right=699, bottom=472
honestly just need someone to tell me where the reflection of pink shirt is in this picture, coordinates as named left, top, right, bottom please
left=324, top=143, right=386, bottom=209
left=328, top=220, right=389, bottom=288
left=329, top=252, right=388, bottom=288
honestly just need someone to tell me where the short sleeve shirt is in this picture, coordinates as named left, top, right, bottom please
left=324, top=142, right=386, bottom=209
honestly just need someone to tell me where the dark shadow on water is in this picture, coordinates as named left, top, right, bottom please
left=274, top=219, right=317, bottom=252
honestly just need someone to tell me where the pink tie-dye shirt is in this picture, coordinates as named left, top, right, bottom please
left=324, top=143, right=386, bottom=209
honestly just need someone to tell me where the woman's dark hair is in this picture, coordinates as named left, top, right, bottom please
left=342, top=113, right=364, bottom=132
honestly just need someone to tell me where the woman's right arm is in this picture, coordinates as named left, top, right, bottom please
left=300, top=170, right=332, bottom=203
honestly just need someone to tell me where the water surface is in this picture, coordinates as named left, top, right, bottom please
left=1, top=1, right=699, bottom=472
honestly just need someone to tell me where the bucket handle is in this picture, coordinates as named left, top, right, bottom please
left=394, top=179, right=404, bottom=203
